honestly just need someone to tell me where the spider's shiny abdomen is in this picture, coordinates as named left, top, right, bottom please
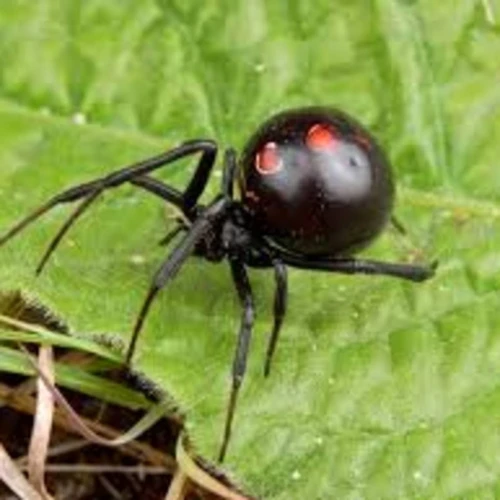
left=239, top=107, right=394, bottom=256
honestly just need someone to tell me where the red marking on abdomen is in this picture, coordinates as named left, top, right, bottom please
left=306, top=124, right=339, bottom=150
left=255, top=142, right=283, bottom=175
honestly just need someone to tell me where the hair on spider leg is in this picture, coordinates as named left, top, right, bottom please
left=0, top=107, right=437, bottom=462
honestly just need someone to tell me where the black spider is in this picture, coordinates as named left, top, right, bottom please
left=0, top=107, right=436, bottom=461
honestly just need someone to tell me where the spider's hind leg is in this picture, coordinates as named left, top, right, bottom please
left=264, top=260, right=288, bottom=377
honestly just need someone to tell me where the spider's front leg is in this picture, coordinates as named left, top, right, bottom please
left=219, top=257, right=255, bottom=462
left=127, top=147, right=241, bottom=367
left=125, top=196, right=229, bottom=365
left=0, top=140, right=217, bottom=272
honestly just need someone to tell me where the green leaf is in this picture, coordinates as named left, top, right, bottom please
left=0, top=346, right=150, bottom=410
left=0, top=1, right=499, bottom=497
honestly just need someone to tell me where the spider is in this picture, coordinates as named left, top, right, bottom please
left=0, top=106, right=436, bottom=461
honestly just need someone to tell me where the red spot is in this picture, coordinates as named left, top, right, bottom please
left=255, top=142, right=282, bottom=175
left=306, top=124, right=339, bottom=150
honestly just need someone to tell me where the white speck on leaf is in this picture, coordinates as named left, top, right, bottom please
left=72, top=112, right=87, bottom=125
left=130, top=254, right=146, bottom=265
left=413, top=470, right=424, bottom=482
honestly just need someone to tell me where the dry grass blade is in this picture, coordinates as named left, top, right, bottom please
left=0, top=381, right=174, bottom=469
left=165, top=467, right=190, bottom=500
left=176, top=438, right=250, bottom=500
left=20, top=464, right=169, bottom=474
left=0, top=443, right=43, bottom=500
left=19, top=343, right=172, bottom=448
left=27, top=346, right=55, bottom=500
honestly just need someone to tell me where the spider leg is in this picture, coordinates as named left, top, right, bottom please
left=125, top=196, right=229, bottom=365
left=218, top=258, right=255, bottom=463
left=264, top=260, right=288, bottom=377
left=182, top=142, right=218, bottom=209
left=35, top=175, right=190, bottom=275
left=129, top=176, right=191, bottom=246
left=282, top=255, right=437, bottom=282
left=0, top=140, right=217, bottom=271
left=221, top=148, right=238, bottom=199
left=390, top=215, right=407, bottom=236
left=130, top=175, right=184, bottom=209
left=35, top=190, right=102, bottom=275
left=157, top=223, right=187, bottom=247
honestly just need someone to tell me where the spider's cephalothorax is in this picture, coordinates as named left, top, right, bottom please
left=192, top=204, right=256, bottom=263
left=0, top=106, right=436, bottom=462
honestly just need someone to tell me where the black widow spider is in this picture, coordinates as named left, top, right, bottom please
left=0, top=107, right=436, bottom=462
